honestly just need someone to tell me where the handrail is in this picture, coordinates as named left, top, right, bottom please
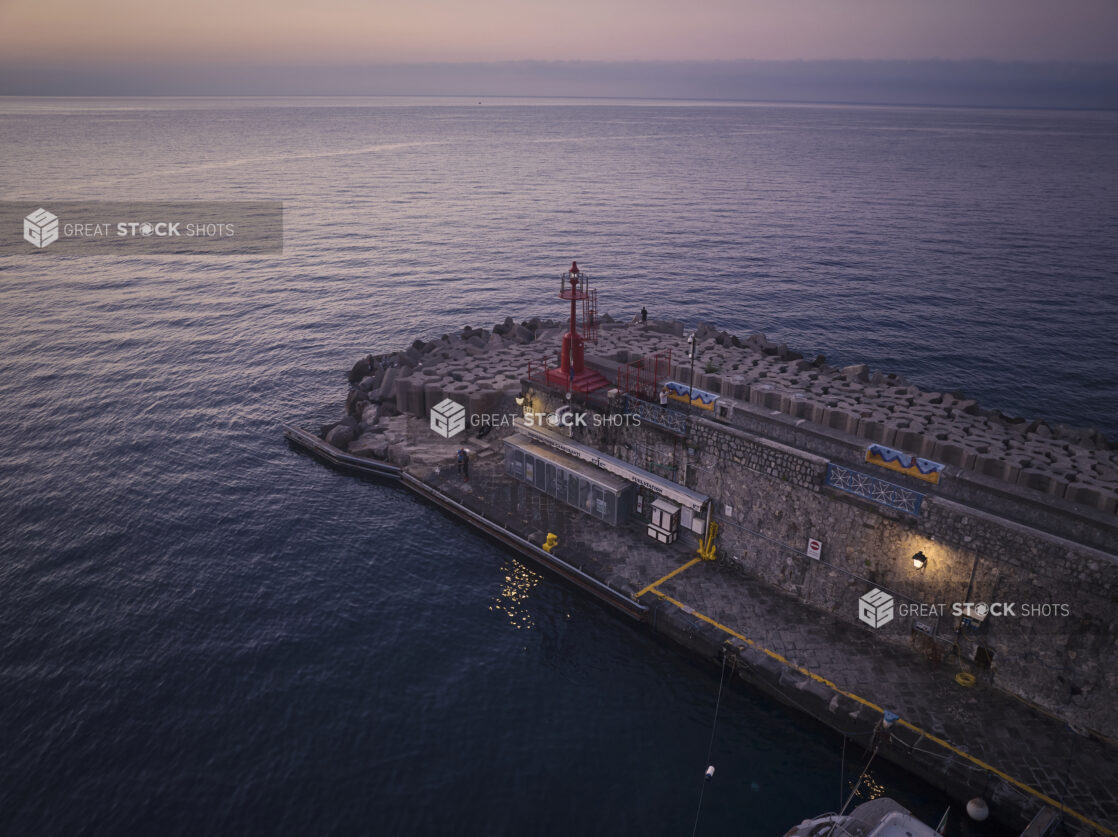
left=282, top=424, right=402, bottom=479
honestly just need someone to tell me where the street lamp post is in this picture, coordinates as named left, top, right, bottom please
left=687, top=332, right=697, bottom=413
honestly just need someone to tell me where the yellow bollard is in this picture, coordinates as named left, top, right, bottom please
left=697, top=521, right=719, bottom=562
left=542, top=533, right=559, bottom=553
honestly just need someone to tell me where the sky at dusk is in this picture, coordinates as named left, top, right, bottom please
left=1, top=0, right=1117, bottom=103
left=3, top=0, right=1118, bottom=62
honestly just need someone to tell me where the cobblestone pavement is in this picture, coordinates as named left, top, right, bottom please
left=423, top=452, right=1118, bottom=833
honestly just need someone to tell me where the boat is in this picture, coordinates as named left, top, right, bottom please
left=783, top=793, right=1064, bottom=837
left=783, top=798, right=946, bottom=837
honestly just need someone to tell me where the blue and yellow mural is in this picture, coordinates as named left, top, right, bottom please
left=865, top=444, right=945, bottom=485
left=662, top=380, right=718, bottom=411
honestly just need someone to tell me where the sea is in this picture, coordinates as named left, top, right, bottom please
left=1, top=97, right=1116, bottom=836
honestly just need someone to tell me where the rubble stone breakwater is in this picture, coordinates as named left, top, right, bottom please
left=297, top=315, right=1118, bottom=832
left=322, top=316, right=570, bottom=463
left=333, top=317, right=1118, bottom=516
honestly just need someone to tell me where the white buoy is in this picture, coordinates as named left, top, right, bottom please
left=966, top=798, right=989, bottom=821
left=704, top=765, right=716, bottom=781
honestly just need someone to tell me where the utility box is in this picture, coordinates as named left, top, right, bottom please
left=648, top=497, right=681, bottom=544
left=680, top=505, right=706, bottom=536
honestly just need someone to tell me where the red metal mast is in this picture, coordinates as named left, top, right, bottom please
left=559, top=261, right=587, bottom=378
left=545, top=261, right=609, bottom=395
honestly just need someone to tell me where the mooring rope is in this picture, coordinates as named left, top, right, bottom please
left=691, top=650, right=729, bottom=837
left=839, top=737, right=882, bottom=816
left=823, top=721, right=889, bottom=837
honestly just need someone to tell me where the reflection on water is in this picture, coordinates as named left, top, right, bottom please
left=848, top=769, right=889, bottom=806
left=489, top=557, right=542, bottom=630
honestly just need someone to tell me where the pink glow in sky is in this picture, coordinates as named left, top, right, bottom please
left=1, top=0, right=1116, bottom=63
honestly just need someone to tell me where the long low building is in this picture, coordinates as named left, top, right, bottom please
left=503, top=435, right=635, bottom=526
left=506, top=421, right=712, bottom=537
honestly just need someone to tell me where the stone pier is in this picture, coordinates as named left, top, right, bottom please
left=300, top=315, right=1118, bottom=835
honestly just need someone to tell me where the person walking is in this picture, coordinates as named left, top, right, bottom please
left=460, top=448, right=470, bottom=481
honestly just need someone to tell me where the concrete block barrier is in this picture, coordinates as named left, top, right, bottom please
left=1016, top=467, right=1063, bottom=497
left=468, top=389, right=500, bottom=419
left=999, top=457, right=1026, bottom=484
left=700, top=372, right=722, bottom=393
left=780, top=392, right=808, bottom=417
left=1065, top=483, right=1118, bottom=514
left=857, top=416, right=895, bottom=447
left=763, top=389, right=784, bottom=411
left=406, top=383, right=426, bottom=417
left=801, top=400, right=828, bottom=425
left=375, top=367, right=399, bottom=401
left=895, top=428, right=928, bottom=457
left=395, top=378, right=412, bottom=414
left=974, top=453, right=1010, bottom=481
left=443, top=381, right=473, bottom=401
left=824, top=406, right=858, bottom=434
left=423, top=380, right=450, bottom=415
left=933, top=439, right=974, bottom=469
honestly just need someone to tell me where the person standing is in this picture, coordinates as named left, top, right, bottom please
left=461, top=448, right=470, bottom=481
left=641, top=306, right=648, bottom=323
left=659, top=386, right=669, bottom=408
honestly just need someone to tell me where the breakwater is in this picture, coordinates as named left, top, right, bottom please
left=293, top=315, right=1118, bottom=834
left=341, top=316, right=1117, bottom=520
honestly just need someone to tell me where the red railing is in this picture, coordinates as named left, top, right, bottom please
left=527, top=359, right=549, bottom=387
left=616, top=349, right=672, bottom=402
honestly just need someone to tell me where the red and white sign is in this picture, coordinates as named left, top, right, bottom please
left=807, top=538, right=823, bottom=560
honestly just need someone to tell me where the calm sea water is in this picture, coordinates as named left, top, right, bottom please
left=2, top=97, right=1115, bottom=835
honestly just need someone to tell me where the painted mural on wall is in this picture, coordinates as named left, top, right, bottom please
left=865, top=443, right=945, bottom=485
left=662, top=380, right=718, bottom=411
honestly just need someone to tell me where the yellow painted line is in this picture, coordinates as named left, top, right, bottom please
left=646, top=588, right=1118, bottom=837
left=634, top=557, right=703, bottom=599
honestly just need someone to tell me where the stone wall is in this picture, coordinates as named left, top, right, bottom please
left=581, top=319, right=1118, bottom=519
left=332, top=316, right=1117, bottom=738
left=580, top=403, right=1118, bottom=740
left=707, top=393, right=1116, bottom=554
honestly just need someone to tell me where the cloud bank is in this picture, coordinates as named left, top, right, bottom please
left=2, top=60, right=1117, bottom=109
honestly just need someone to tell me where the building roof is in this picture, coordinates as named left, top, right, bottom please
left=504, top=435, right=633, bottom=493
left=513, top=419, right=709, bottom=512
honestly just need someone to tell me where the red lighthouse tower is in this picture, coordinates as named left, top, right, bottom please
left=545, top=261, right=609, bottom=394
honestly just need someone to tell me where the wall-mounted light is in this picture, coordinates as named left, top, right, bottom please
left=912, top=551, right=928, bottom=570
left=515, top=395, right=525, bottom=406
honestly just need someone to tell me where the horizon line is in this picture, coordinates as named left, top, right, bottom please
left=2, top=92, right=1117, bottom=114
